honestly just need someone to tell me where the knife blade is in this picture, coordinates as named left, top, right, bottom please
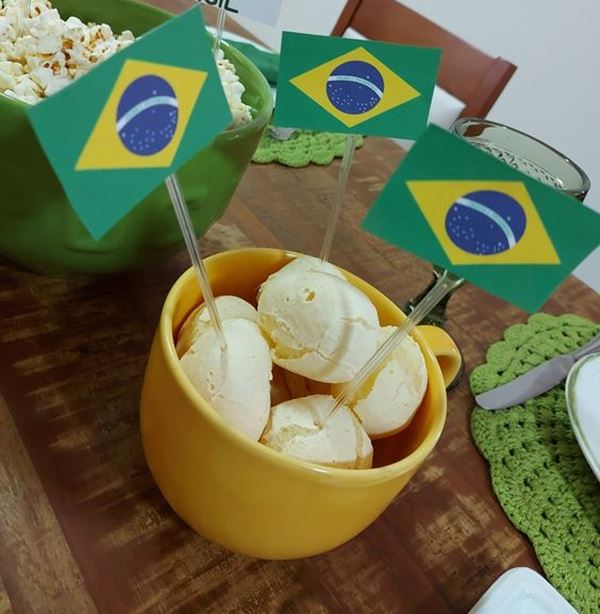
left=475, top=331, right=600, bottom=410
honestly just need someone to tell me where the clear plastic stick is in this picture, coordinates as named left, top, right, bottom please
left=319, top=134, right=358, bottom=262
left=319, top=270, right=464, bottom=425
left=17, top=0, right=31, bottom=36
left=212, top=6, right=227, bottom=54
left=165, top=174, right=227, bottom=351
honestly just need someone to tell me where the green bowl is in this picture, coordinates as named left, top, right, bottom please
left=0, top=0, right=272, bottom=275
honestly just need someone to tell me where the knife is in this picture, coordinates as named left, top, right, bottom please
left=475, top=331, right=600, bottom=410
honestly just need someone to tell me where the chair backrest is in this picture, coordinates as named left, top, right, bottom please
left=332, top=0, right=516, bottom=118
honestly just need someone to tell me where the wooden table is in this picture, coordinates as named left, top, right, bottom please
left=1, top=2, right=599, bottom=613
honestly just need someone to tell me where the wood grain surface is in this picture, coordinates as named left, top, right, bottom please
left=1, top=1, right=599, bottom=612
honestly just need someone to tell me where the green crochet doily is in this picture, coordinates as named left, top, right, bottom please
left=252, top=129, right=365, bottom=167
left=470, top=313, right=600, bottom=614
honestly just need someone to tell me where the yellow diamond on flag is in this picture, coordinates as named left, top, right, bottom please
left=407, top=180, right=560, bottom=265
left=290, top=46, right=421, bottom=129
left=76, top=59, right=207, bottom=171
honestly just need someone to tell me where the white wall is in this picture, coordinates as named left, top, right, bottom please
left=232, top=0, right=347, bottom=49
left=233, top=0, right=600, bottom=292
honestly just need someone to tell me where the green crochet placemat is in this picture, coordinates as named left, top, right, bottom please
left=470, top=313, right=600, bottom=614
left=252, top=129, right=365, bottom=167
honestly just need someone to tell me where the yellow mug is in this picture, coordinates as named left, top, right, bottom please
left=140, top=248, right=461, bottom=559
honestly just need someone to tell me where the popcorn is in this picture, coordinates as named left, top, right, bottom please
left=63, top=16, right=85, bottom=30
left=29, top=65, right=53, bottom=89
left=215, top=47, right=253, bottom=128
left=0, top=0, right=253, bottom=128
left=43, top=74, right=69, bottom=97
left=0, top=0, right=135, bottom=101
left=35, top=34, right=60, bottom=55
left=11, top=74, right=41, bottom=104
left=0, top=15, right=12, bottom=39
left=0, top=60, right=23, bottom=76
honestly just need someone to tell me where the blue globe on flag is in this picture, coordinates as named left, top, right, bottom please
left=445, top=190, right=527, bottom=255
left=116, top=75, right=179, bottom=156
left=326, top=60, right=384, bottom=115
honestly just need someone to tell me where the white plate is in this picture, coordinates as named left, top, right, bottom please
left=205, top=26, right=272, bottom=53
left=566, top=352, right=600, bottom=481
left=469, top=568, right=576, bottom=614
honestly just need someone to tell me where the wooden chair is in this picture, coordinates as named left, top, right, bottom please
left=332, top=0, right=516, bottom=118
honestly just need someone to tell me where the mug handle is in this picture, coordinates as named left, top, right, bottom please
left=417, top=325, right=463, bottom=389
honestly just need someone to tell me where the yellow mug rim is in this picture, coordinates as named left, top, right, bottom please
left=159, top=248, right=447, bottom=483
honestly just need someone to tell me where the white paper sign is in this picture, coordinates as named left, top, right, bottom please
left=198, top=0, right=284, bottom=27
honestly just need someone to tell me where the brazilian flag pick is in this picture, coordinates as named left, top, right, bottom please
left=273, top=32, right=440, bottom=138
left=27, top=8, right=232, bottom=240
left=362, top=126, right=600, bottom=312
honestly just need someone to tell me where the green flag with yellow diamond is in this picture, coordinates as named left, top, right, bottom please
left=273, top=33, right=440, bottom=138
left=362, top=126, right=600, bottom=312
left=27, top=8, right=232, bottom=240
